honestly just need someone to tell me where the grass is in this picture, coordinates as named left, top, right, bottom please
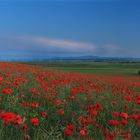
left=26, top=61, right=140, bottom=75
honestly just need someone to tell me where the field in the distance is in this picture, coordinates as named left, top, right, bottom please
left=27, top=61, right=140, bottom=76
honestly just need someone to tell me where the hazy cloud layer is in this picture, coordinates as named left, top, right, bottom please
left=0, top=35, right=140, bottom=60
left=13, top=36, right=97, bottom=53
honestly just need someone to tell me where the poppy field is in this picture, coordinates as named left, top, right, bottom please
left=0, top=62, right=140, bottom=140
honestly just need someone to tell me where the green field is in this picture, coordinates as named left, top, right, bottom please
left=26, top=61, right=140, bottom=76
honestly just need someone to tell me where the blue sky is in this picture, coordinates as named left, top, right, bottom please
left=0, top=0, right=140, bottom=60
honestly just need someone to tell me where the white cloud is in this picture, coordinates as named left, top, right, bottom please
left=1, top=35, right=140, bottom=58
left=13, top=36, right=96, bottom=52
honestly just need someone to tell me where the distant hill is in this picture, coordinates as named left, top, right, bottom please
left=41, top=56, right=140, bottom=62
left=0, top=56, right=140, bottom=62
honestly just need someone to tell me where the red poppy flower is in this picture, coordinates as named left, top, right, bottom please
left=120, top=112, right=128, bottom=119
left=42, top=112, right=47, bottom=117
left=56, top=100, right=61, bottom=106
left=113, top=112, right=119, bottom=117
left=30, top=118, right=39, bottom=126
left=80, top=128, right=88, bottom=136
left=110, top=120, right=119, bottom=126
